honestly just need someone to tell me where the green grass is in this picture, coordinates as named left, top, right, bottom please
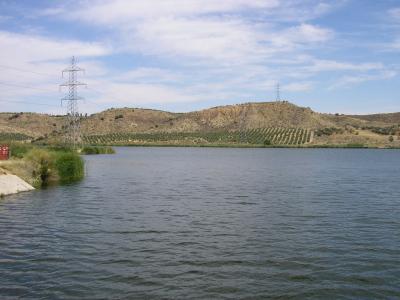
left=9, top=143, right=34, bottom=158
left=54, top=152, right=84, bottom=184
left=5, top=143, right=85, bottom=187
left=0, top=132, right=32, bottom=142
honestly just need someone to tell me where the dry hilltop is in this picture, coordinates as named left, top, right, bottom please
left=1, top=101, right=399, bottom=148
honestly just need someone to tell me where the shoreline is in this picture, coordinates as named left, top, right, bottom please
left=0, top=168, right=34, bottom=197
left=85, top=143, right=400, bottom=149
left=0, top=145, right=85, bottom=197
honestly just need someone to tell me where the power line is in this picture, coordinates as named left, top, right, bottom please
left=0, top=64, right=55, bottom=77
left=0, top=65, right=132, bottom=112
left=0, top=64, right=130, bottom=107
left=0, top=81, right=56, bottom=93
left=276, top=82, right=281, bottom=102
left=0, top=98, right=60, bottom=107
left=86, top=86, right=136, bottom=108
left=239, top=105, right=248, bottom=143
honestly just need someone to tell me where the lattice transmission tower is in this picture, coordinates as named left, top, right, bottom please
left=239, top=105, right=248, bottom=143
left=276, top=82, right=281, bottom=102
left=60, top=56, right=86, bottom=149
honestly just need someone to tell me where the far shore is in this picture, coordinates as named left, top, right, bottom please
left=85, top=143, right=400, bottom=149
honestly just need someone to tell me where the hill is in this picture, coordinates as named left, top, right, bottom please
left=1, top=101, right=399, bottom=148
left=348, top=112, right=400, bottom=124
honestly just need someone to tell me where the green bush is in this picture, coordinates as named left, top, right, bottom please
left=47, top=145, right=74, bottom=153
left=315, top=127, right=344, bottom=136
left=345, top=143, right=366, bottom=148
left=81, top=146, right=115, bottom=155
left=82, top=146, right=98, bottom=154
left=55, top=153, right=84, bottom=183
left=25, top=148, right=57, bottom=187
left=10, top=143, right=33, bottom=158
left=363, top=126, right=398, bottom=135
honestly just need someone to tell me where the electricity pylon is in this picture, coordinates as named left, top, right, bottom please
left=60, top=56, right=86, bottom=149
left=239, top=105, right=248, bottom=143
left=276, top=82, right=281, bottom=102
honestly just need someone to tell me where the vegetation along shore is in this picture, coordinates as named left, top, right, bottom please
left=0, top=144, right=114, bottom=197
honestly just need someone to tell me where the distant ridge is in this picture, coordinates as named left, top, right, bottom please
left=1, top=101, right=399, bottom=148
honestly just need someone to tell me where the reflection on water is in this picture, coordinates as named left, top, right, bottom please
left=0, top=148, right=399, bottom=299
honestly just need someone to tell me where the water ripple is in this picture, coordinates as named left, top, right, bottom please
left=0, top=148, right=400, bottom=299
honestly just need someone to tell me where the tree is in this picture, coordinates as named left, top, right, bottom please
left=264, top=139, right=271, bottom=146
left=389, top=135, right=394, bottom=142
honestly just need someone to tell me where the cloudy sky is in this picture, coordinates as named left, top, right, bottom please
left=0, top=0, right=399, bottom=114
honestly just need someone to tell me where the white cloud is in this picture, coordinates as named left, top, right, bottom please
left=386, top=7, right=400, bottom=52
left=59, top=0, right=334, bottom=66
left=0, top=31, right=109, bottom=64
left=0, top=15, right=11, bottom=22
left=283, top=82, right=313, bottom=92
left=0, top=30, right=110, bottom=112
left=70, top=0, right=341, bottom=25
left=1, top=0, right=397, bottom=113
left=389, top=7, right=400, bottom=20
left=306, top=60, right=384, bottom=72
left=93, top=82, right=201, bottom=106
left=130, top=17, right=270, bottom=63
left=270, top=23, right=333, bottom=50
left=35, top=7, right=66, bottom=17
left=393, top=39, right=400, bottom=49
left=266, top=1, right=344, bottom=22
left=330, top=70, right=397, bottom=89
left=112, top=68, right=182, bottom=83
left=71, top=0, right=280, bottom=23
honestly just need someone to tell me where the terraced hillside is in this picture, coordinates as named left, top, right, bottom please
left=0, top=132, right=32, bottom=142
left=83, top=127, right=313, bottom=146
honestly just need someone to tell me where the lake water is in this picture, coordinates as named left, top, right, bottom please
left=0, top=147, right=399, bottom=299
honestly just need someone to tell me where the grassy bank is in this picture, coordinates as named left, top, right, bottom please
left=1, top=143, right=84, bottom=188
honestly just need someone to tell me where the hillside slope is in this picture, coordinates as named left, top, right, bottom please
left=81, top=102, right=373, bottom=134
left=348, top=112, right=400, bottom=124
left=1, top=101, right=399, bottom=147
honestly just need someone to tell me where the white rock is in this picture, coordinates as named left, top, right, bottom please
left=0, top=175, right=35, bottom=196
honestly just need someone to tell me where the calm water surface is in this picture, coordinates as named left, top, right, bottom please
left=0, top=147, right=399, bottom=299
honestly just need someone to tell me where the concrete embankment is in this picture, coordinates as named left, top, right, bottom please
left=0, top=170, right=34, bottom=196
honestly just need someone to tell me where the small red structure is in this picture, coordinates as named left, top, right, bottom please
left=0, top=145, right=10, bottom=160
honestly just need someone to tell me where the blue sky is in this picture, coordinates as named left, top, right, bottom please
left=0, top=0, right=399, bottom=114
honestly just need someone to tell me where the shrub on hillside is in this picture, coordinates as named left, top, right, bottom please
left=362, top=126, right=398, bottom=135
left=315, top=127, right=344, bottom=136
